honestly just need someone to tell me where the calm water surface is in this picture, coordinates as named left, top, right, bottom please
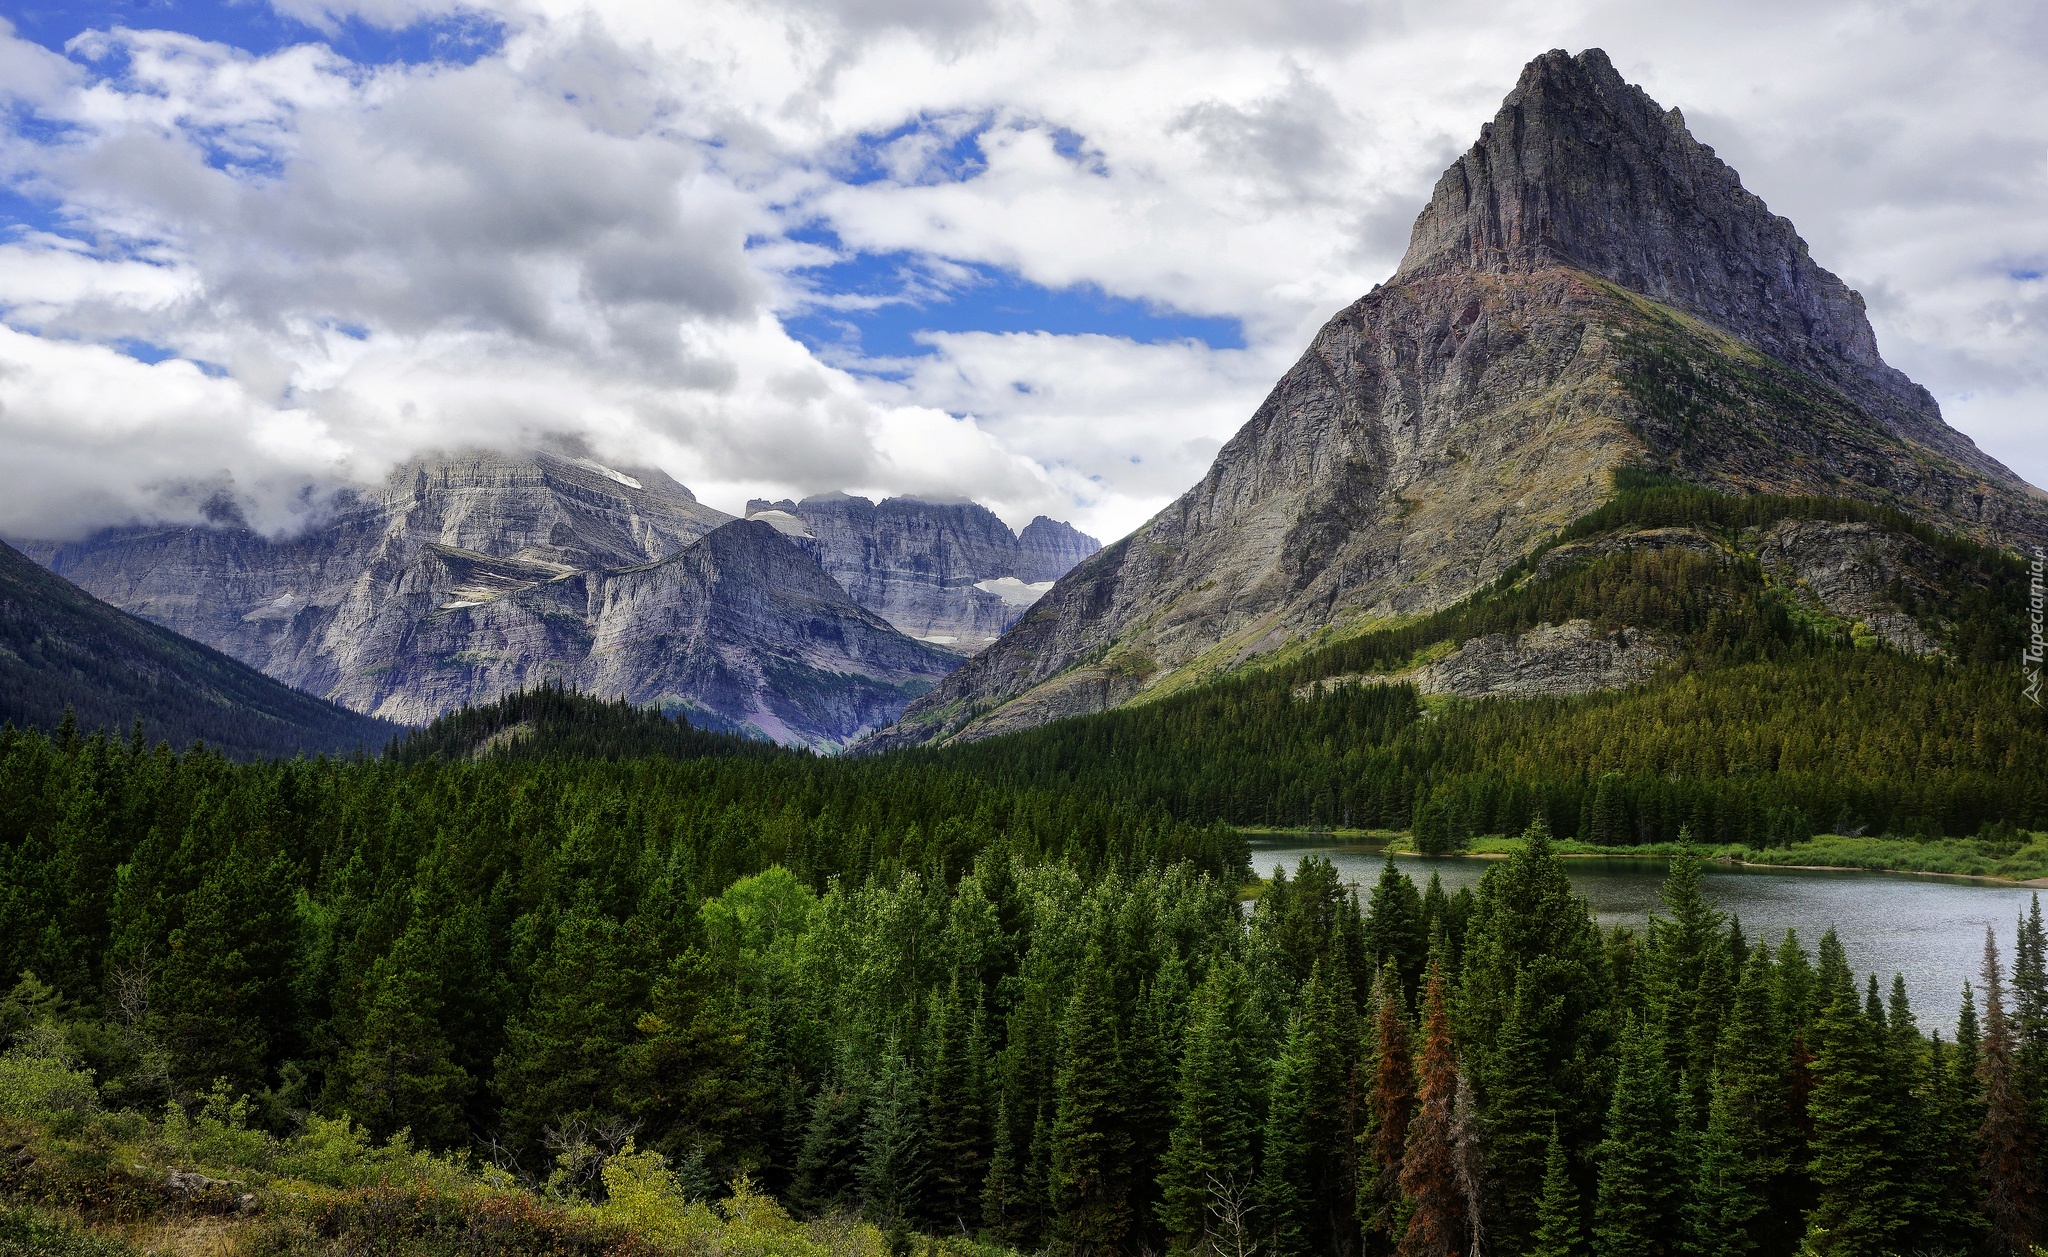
left=1249, top=836, right=2043, bottom=1034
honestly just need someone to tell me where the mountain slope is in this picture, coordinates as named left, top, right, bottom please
left=877, top=48, right=2048, bottom=748
left=0, top=539, right=395, bottom=759
left=744, top=494, right=1100, bottom=651
left=20, top=451, right=959, bottom=747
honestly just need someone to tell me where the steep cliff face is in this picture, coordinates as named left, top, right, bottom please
left=878, top=48, right=2048, bottom=748
left=743, top=494, right=1100, bottom=651
left=23, top=452, right=958, bottom=747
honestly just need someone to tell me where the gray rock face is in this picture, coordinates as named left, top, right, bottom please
left=876, top=48, right=2048, bottom=748
left=23, top=451, right=958, bottom=747
left=1301, top=619, right=1672, bottom=700
left=1756, top=519, right=1947, bottom=655
left=743, top=495, right=1099, bottom=651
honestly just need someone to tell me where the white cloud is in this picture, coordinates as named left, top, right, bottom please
left=0, top=0, right=2044, bottom=544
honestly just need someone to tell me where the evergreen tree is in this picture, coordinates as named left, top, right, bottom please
left=336, top=911, right=471, bottom=1146
left=792, top=1070, right=866, bottom=1217
left=923, top=978, right=989, bottom=1233
left=1457, top=820, right=1612, bottom=1242
left=859, top=1047, right=927, bottom=1228
left=1686, top=1073, right=1758, bottom=1257
left=1398, top=960, right=1465, bottom=1257
left=151, top=822, right=300, bottom=1097
left=623, top=948, right=756, bottom=1166
left=1529, top=1125, right=1582, bottom=1257
left=1159, top=959, right=1259, bottom=1256
left=1360, top=963, right=1414, bottom=1256
left=1049, top=944, right=1132, bottom=1254
left=1977, top=928, right=2042, bottom=1253
left=1364, top=856, right=1428, bottom=1001
left=1260, top=1006, right=1318, bottom=1257
left=1801, top=971, right=1904, bottom=1254
left=1703, top=943, right=1792, bottom=1255
left=1591, top=1017, right=1678, bottom=1257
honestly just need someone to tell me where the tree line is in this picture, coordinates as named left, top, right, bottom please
left=2, top=716, right=2045, bottom=1254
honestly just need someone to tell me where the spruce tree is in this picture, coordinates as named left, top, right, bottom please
left=1591, top=1016, right=1678, bottom=1257
left=1159, top=959, right=1259, bottom=1255
left=1977, top=928, right=2042, bottom=1252
left=1049, top=944, right=1132, bottom=1254
left=1364, top=856, right=1428, bottom=1001
left=1801, top=972, right=1903, bottom=1254
left=1397, top=960, right=1465, bottom=1257
left=1529, top=1125, right=1582, bottom=1257
left=1259, top=1006, right=1317, bottom=1257
left=924, top=978, right=989, bottom=1233
left=1360, top=962, right=1414, bottom=1257
left=859, top=1047, right=926, bottom=1228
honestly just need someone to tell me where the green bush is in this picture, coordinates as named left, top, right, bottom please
left=0, top=1205, right=133, bottom=1257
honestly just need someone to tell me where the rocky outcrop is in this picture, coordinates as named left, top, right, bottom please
left=877, top=47, right=2048, bottom=748
left=1301, top=620, right=1671, bottom=701
left=1756, top=519, right=1948, bottom=655
left=743, top=495, right=1099, bottom=651
left=21, top=451, right=959, bottom=747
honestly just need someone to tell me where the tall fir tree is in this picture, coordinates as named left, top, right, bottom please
left=1159, top=958, right=1260, bottom=1256
left=1977, top=928, right=2042, bottom=1253
left=858, top=1046, right=927, bottom=1228
left=1398, top=960, right=1465, bottom=1257
left=1801, top=972, right=1904, bottom=1254
left=1049, top=944, right=1132, bottom=1255
left=1529, top=1125, right=1582, bottom=1257
left=1591, top=1017, right=1679, bottom=1257
left=923, top=977, right=989, bottom=1234
left=1360, top=963, right=1415, bottom=1257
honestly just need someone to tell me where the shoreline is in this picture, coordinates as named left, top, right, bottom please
left=1242, top=830, right=2048, bottom=888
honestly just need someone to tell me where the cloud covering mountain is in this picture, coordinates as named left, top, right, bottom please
left=1, top=0, right=2043, bottom=546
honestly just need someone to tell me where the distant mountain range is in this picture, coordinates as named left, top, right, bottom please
left=17, top=451, right=1098, bottom=749
left=874, top=48, right=2048, bottom=749
left=745, top=494, right=1098, bottom=652
left=0, top=538, right=394, bottom=759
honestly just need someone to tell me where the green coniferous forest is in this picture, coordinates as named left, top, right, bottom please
left=1, top=475, right=2046, bottom=1254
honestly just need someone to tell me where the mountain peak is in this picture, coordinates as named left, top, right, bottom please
left=1391, top=47, right=2018, bottom=475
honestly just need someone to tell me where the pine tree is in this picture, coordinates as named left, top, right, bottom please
left=1364, top=855, right=1428, bottom=1001
left=792, top=1070, right=866, bottom=1217
left=1398, top=960, right=1465, bottom=1257
left=924, top=978, right=989, bottom=1233
left=1591, top=1017, right=1678, bottom=1257
left=337, top=912, right=471, bottom=1146
left=859, top=1047, right=927, bottom=1227
left=1260, top=1005, right=1317, bottom=1257
left=1702, top=943, right=1792, bottom=1256
left=1801, top=972, right=1903, bottom=1254
left=1159, top=959, right=1259, bottom=1256
left=1360, top=962, right=1414, bottom=1257
left=1456, top=820, right=1613, bottom=1242
left=1049, top=944, right=1132, bottom=1254
left=1529, top=1125, right=1582, bottom=1257
left=623, top=948, right=756, bottom=1166
left=1977, top=928, right=2042, bottom=1253
left=151, top=823, right=299, bottom=1097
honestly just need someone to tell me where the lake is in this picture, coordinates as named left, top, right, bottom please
left=1248, top=835, right=2043, bottom=1035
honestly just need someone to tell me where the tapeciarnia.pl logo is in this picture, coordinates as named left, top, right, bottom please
left=2028, top=545, right=2045, bottom=707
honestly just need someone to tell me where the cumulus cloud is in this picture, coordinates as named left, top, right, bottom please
left=0, top=0, right=2044, bottom=546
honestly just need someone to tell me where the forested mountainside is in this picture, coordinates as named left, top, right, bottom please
left=903, top=474, right=2048, bottom=845
left=1, top=711, right=2041, bottom=1254
left=884, top=49, right=2048, bottom=748
left=0, top=539, right=394, bottom=761
left=746, top=495, right=1100, bottom=652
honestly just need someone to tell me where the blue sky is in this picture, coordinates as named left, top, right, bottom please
left=0, top=0, right=2042, bottom=541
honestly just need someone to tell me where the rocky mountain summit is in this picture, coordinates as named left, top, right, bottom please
left=744, top=495, right=1099, bottom=651
left=21, top=451, right=958, bottom=747
left=878, top=47, right=2048, bottom=748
